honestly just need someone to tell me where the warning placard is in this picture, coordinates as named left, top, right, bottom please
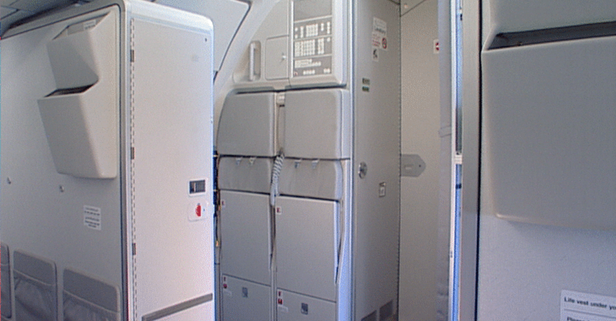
left=84, top=205, right=102, bottom=231
left=561, top=290, right=616, bottom=321
left=372, top=17, right=388, bottom=62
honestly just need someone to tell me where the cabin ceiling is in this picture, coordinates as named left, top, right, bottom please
left=1, top=0, right=98, bottom=35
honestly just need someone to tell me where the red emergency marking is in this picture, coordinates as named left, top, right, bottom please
left=278, top=298, right=283, bottom=305
left=196, top=203, right=202, bottom=217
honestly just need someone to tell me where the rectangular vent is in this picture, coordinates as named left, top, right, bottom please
left=379, top=300, right=394, bottom=320
left=488, top=21, right=616, bottom=50
left=361, top=310, right=377, bottom=321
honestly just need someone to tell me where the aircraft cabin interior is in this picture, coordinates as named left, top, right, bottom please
left=1, top=0, right=615, bottom=320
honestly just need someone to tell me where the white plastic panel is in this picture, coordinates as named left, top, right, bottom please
left=1, top=6, right=124, bottom=320
left=153, top=0, right=249, bottom=72
left=231, top=0, right=290, bottom=89
left=482, top=36, right=616, bottom=229
left=275, top=196, right=338, bottom=302
left=221, top=275, right=271, bottom=321
left=129, top=3, right=215, bottom=319
left=487, top=0, right=616, bottom=34
left=283, top=89, right=350, bottom=159
left=218, top=157, right=273, bottom=194
left=217, top=92, right=281, bottom=157
left=37, top=11, right=118, bottom=179
left=219, top=191, right=271, bottom=285
left=231, top=0, right=347, bottom=91
left=279, top=159, right=345, bottom=200
left=277, top=289, right=336, bottom=321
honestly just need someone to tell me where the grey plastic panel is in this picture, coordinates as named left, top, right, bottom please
left=275, top=196, right=338, bottom=301
left=277, top=289, right=336, bottom=321
left=221, top=275, right=271, bottom=321
left=217, top=92, right=281, bottom=157
left=487, top=0, right=616, bottom=34
left=13, top=251, right=57, bottom=321
left=279, top=159, right=345, bottom=200
left=220, top=191, right=272, bottom=285
left=218, top=157, right=273, bottom=194
left=483, top=36, right=616, bottom=229
left=1, top=244, right=11, bottom=318
left=283, top=89, right=350, bottom=159
left=265, top=36, right=289, bottom=80
left=63, top=269, right=120, bottom=320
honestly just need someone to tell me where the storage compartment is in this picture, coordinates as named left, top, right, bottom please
left=279, top=158, right=345, bottom=200
left=13, top=251, right=57, bottom=321
left=63, top=269, right=120, bottom=321
left=275, top=196, right=339, bottom=301
left=482, top=36, right=616, bottom=229
left=217, top=92, right=283, bottom=157
left=265, top=36, right=289, bottom=80
left=38, top=10, right=119, bottom=179
left=487, top=0, right=616, bottom=34
left=277, top=289, right=336, bottom=321
left=221, top=275, right=271, bottom=321
left=283, top=89, right=350, bottom=159
left=219, top=191, right=272, bottom=285
left=218, top=157, right=273, bottom=194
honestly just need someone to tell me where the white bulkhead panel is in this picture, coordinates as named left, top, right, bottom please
left=1, top=6, right=124, bottom=320
left=129, top=2, right=215, bottom=318
left=152, top=0, right=249, bottom=72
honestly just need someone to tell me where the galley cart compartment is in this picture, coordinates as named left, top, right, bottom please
left=277, top=289, right=336, bottom=321
left=219, top=191, right=272, bottom=286
left=221, top=275, right=271, bottom=321
left=275, top=196, right=339, bottom=302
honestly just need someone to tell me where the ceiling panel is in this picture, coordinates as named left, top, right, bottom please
left=1, top=0, right=77, bottom=35
left=0, top=6, right=16, bottom=19
left=8, top=0, right=72, bottom=11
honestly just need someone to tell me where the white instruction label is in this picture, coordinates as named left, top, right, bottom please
left=561, top=290, right=616, bottom=321
left=83, top=205, right=102, bottom=231
left=372, top=17, right=388, bottom=62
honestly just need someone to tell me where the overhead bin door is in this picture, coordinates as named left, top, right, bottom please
left=483, top=32, right=616, bottom=229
